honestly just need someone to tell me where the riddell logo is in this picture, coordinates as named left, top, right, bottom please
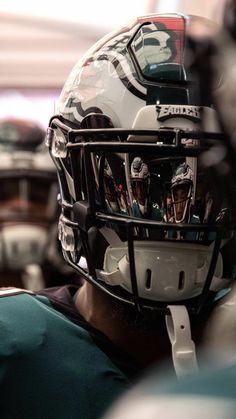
left=156, top=105, right=201, bottom=122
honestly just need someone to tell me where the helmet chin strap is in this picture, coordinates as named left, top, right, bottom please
left=165, top=305, right=198, bottom=378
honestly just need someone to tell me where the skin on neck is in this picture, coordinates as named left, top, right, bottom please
left=75, top=281, right=173, bottom=369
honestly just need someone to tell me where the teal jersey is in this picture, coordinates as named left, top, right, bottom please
left=0, top=287, right=135, bottom=419
left=131, top=201, right=163, bottom=239
left=167, top=214, right=200, bottom=240
left=132, top=201, right=163, bottom=221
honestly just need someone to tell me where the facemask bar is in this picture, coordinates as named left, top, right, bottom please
left=46, top=115, right=234, bottom=314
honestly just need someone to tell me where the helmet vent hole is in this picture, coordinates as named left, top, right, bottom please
left=178, top=271, right=185, bottom=290
left=145, top=269, right=152, bottom=290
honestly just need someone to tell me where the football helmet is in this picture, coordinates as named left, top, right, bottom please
left=46, top=13, right=236, bottom=314
left=0, top=117, right=72, bottom=289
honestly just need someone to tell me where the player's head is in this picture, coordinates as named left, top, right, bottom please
left=46, top=13, right=236, bottom=316
left=103, top=159, right=121, bottom=213
left=130, top=157, right=150, bottom=215
left=0, top=117, right=69, bottom=287
left=171, top=162, right=193, bottom=223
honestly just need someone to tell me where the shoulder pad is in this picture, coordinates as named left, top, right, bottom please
left=0, top=287, right=34, bottom=298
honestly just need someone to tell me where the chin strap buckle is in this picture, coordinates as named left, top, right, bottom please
left=165, top=305, right=198, bottom=378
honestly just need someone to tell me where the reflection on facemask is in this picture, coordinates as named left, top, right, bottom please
left=99, top=152, right=230, bottom=243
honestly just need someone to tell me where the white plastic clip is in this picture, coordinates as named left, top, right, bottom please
left=165, top=305, right=198, bottom=378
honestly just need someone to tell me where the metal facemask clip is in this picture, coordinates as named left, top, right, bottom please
left=165, top=305, right=198, bottom=378
left=58, top=215, right=76, bottom=252
left=51, top=127, right=68, bottom=158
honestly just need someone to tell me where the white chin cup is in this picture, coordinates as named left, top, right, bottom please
left=0, top=225, right=48, bottom=270
left=98, top=240, right=223, bottom=302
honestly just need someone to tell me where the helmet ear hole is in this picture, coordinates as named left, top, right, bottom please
left=81, top=113, right=114, bottom=129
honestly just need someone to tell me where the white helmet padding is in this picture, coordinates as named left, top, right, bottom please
left=97, top=236, right=223, bottom=302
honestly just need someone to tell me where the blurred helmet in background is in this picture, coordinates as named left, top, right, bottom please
left=0, top=117, right=75, bottom=290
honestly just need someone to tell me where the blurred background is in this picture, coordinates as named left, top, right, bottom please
left=1, top=0, right=226, bottom=129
